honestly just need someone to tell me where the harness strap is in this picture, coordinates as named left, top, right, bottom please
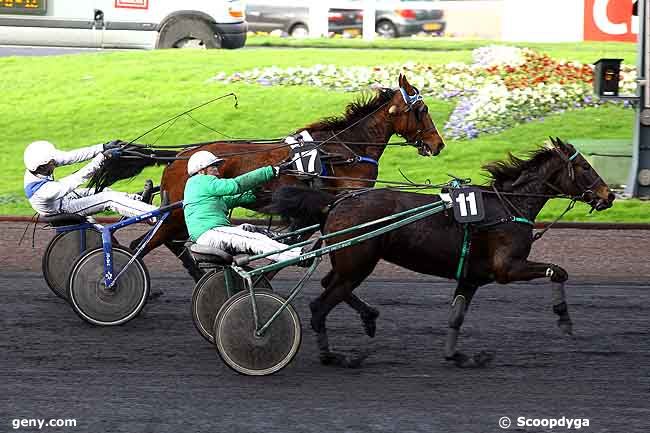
left=455, top=226, right=471, bottom=281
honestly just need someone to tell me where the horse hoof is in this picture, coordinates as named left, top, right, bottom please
left=319, top=351, right=346, bottom=366
left=445, top=351, right=493, bottom=368
left=558, top=320, right=573, bottom=336
left=474, top=350, right=494, bottom=367
left=148, top=289, right=164, bottom=300
left=319, top=351, right=367, bottom=368
left=361, top=308, right=379, bottom=338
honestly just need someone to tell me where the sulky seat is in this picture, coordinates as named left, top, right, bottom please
left=42, top=213, right=88, bottom=227
left=188, top=243, right=233, bottom=266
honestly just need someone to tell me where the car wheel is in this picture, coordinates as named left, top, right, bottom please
left=290, top=23, right=309, bottom=38
left=157, top=17, right=221, bottom=49
left=376, top=20, right=398, bottom=38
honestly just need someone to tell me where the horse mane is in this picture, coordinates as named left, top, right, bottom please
left=305, top=88, right=395, bottom=132
left=482, top=147, right=558, bottom=188
left=88, top=145, right=178, bottom=192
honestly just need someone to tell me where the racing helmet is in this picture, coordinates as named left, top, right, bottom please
left=24, top=140, right=57, bottom=172
left=187, top=150, right=224, bottom=176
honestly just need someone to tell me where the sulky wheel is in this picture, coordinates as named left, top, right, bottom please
left=67, top=247, right=149, bottom=326
left=42, top=229, right=103, bottom=301
left=191, top=268, right=272, bottom=344
left=214, top=290, right=301, bottom=376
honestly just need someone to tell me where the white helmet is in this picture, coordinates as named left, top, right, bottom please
left=187, top=150, right=224, bottom=176
left=24, top=140, right=57, bottom=172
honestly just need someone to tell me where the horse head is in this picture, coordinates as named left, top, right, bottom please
left=387, top=74, right=445, bottom=156
left=547, top=137, right=615, bottom=211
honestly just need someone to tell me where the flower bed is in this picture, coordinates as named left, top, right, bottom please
left=212, top=46, right=636, bottom=140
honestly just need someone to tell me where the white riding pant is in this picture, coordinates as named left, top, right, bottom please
left=196, top=225, right=302, bottom=263
left=59, top=188, right=157, bottom=218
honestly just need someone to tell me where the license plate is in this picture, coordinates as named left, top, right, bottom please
left=423, top=23, right=442, bottom=31
left=344, top=28, right=360, bottom=36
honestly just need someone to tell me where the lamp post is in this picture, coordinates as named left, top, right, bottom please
left=628, top=0, right=650, bottom=197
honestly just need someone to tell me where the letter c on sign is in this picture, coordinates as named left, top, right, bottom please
left=593, top=0, right=627, bottom=35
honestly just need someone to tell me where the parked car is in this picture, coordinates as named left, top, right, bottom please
left=246, top=0, right=444, bottom=38
left=0, top=0, right=247, bottom=49
left=246, top=2, right=362, bottom=37
left=374, top=0, right=446, bottom=38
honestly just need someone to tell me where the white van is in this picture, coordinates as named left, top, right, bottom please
left=0, top=0, right=247, bottom=49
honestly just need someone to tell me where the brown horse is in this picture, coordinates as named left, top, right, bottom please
left=88, top=74, right=445, bottom=332
left=270, top=138, right=615, bottom=369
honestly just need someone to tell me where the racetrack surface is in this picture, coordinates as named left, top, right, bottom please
left=1, top=222, right=649, bottom=432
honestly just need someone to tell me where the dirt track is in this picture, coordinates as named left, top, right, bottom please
left=1, top=222, right=649, bottom=432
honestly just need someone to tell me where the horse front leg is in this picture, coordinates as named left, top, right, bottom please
left=321, top=269, right=379, bottom=337
left=311, top=272, right=371, bottom=369
left=444, top=282, right=494, bottom=368
left=495, top=261, right=572, bottom=335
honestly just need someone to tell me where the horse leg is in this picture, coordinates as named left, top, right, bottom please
left=132, top=220, right=205, bottom=283
left=311, top=261, right=378, bottom=368
left=164, top=240, right=204, bottom=282
left=322, top=270, right=380, bottom=338
left=345, top=294, right=379, bottom=338
left=443, top=282, right=493, bottom=368
left=495, top=260, right=572, bottom=335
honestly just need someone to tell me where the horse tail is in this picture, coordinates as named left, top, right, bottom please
left=88, top=145, right=179, bottom=192
left=268, top=186, right=337, bottom=227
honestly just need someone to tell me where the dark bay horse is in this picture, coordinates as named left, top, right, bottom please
left=270, top=138, right=615, bottom=369
left=88, top=74, right=445, bottom=331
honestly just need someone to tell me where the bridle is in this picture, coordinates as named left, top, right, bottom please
left=397, top=86, right=439, bottom=150
left=545, top=148, right=601, bottom=204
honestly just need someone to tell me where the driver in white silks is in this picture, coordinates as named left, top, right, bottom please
left=183, top=151, right=305, bottom=263
left=23, top=140, right=158, bottom=219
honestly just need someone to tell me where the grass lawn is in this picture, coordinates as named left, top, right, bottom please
left=0, top=42, right=646, bottom=222
left=246, top=36, right=639, bottom=64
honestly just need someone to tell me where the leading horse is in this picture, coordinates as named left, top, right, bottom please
left=270, top=138, right=615, bottom=368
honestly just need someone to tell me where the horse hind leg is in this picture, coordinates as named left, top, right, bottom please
left=321, top=270, right=380, bottom=338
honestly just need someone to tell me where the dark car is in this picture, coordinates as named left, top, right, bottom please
left=246, top=3, right=363, bottom=37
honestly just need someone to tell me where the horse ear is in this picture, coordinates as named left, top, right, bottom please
left=400, top=74, right=412, bottom=90
left=398, top=73, right=405, bottom=88
left=549, top=136, right=558, bottom=147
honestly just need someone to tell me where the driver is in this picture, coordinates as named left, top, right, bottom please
left=23, top=140, right=157, bottom=219
left=183, top=150, right=304, bottom=263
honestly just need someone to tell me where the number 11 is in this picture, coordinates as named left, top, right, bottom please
left=455, top=192, right=477, bottom=217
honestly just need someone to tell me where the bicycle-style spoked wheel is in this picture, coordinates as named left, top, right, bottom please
left=42, top=229, right=103, bottom=300
left=67, top=247, right=149, bottom=326
left=191, top=268, right=272, bottom=344
left=214, top=290, right=301, bottom=376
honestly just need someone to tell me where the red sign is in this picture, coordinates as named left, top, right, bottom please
left=584, top=0, right=637, bottom=42
left=115, top=0, right=149, bottom=10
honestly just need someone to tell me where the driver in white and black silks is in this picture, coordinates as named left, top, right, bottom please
left=23, top=140, right=157, bottom=218
left=183, top=150, right=307, bottom=263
